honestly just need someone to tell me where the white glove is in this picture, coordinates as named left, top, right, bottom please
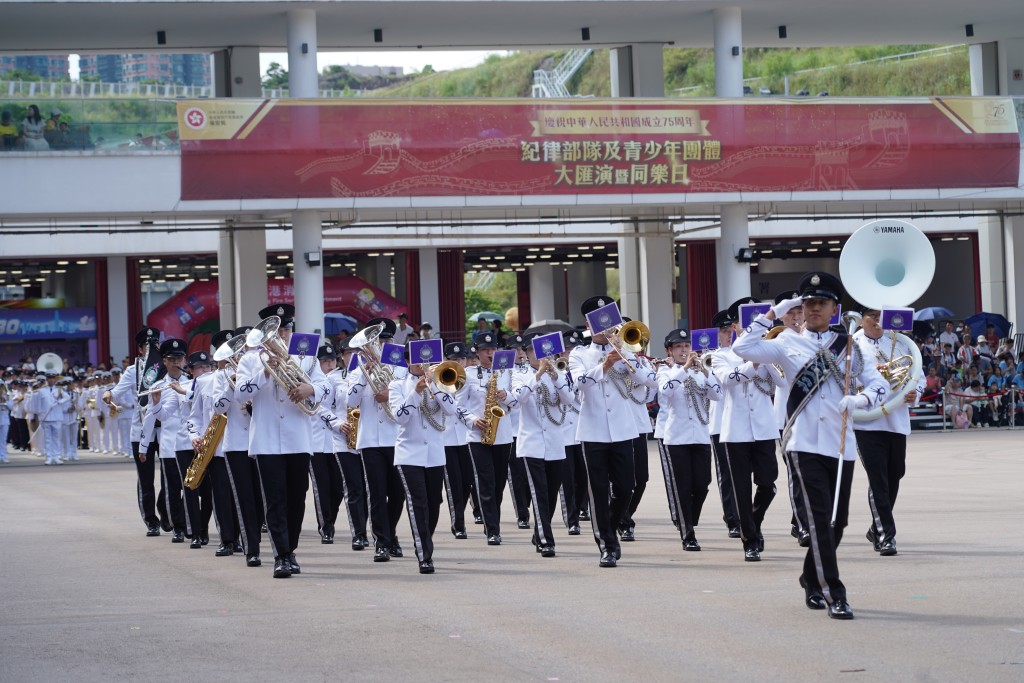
left=771, top=295, right=803, bottom=318
left=838, top=394, right=867, bottom=415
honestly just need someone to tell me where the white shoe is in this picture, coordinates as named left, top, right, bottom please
left=44, top=459, right=51, bottom=465
left=55, top=459, right=64, bottom=465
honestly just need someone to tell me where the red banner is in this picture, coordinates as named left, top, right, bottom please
left=177, top=98, right=1020, bottom=201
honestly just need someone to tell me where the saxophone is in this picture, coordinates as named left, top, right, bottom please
left=184, top=413, right=227, bottom=490
left=346, top=408, right=360, bottom=450
left=480, top=370, right=506, bottom=446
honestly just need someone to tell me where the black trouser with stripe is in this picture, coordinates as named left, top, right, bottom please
left=780, top=447, right=810, bottom=536
left=209, top=457, right=239, bottom=545
left=525, top=457, right=564, bottom=549
left=361, top=447, right=405, bottom=551
left=619, top=434, right=650, bottom=532
left=854, top=430, right=907, bottom=543
left=657, top=440, right=679, bottom=527
left=560, top=443, right=582, bottom=528
left=224, top=450, right=261, bottom=558
left=249, top=458, right=265, bottom=529
left=789, top=450, right=854, bottom=605
left=710, top=434, right=740, bottom=529
left=722, top=439, right=778, bottom=549
left=131, top=440, right=160, bottom=529
left=336, top=451, right=368, bottom=540
left=255, top=453, right=310, bottom=559
left=580, top=439, right=635, bottom=554
left=396, top=465, right=444, bottom=563
left=443, top=444, right=472, bottom=533
left=175, top=450, right=211, bottom=540
left=309, top=452, right=345, bottom=540
left=507, top=438, right=531, bottom=523
left=665, top=443, right=712, bottom=541
left=159, top=456, right=186, bottom=534
left=573, top=444, right=590, bottom=517
left=468, top=441, right=512, bottom=538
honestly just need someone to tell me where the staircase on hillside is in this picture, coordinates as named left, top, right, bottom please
left=531, top=48, right=593, bottom=98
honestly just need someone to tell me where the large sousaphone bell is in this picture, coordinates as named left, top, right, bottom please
left=839, top=219, right=934, bottom=421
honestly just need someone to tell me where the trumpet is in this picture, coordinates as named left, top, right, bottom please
left=247, top=315, right=323, bottom=417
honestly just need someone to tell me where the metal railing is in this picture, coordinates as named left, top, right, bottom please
left=939, top=388, right=1021, bottom=430
left=0, top=80, right=363, bottom=100
left=531, top=48, right=593, bottom=98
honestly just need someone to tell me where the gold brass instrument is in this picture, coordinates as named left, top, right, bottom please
left=213, top=334, right=248, bottom=391
left=87, top=397, right=97, bottom=410
left=480, top=370, right=506, bottom=446
left=184, top=413, right=227, bottom=489
left=349, top=322, right=396, bottom=420
left=602, top=320, right=649, bottom=374
left=428, top=360, right=467, bottom=395
left=346, top=408, right=360, bottom=450
left=246, top=315, right=322, bottom=417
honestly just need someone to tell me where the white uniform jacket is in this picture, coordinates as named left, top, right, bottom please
left=852, top=330, right=926, bottom=436
left=732, top=314, right=889, bottom=461
left=609, top=354, right=658, bottom=436
left=187, top=372, right=224, bottom=458
left=657, top=364, right=723, bottom=446
left=389, top=374, right=456, bottom=467
left=234, top=350, right=330, bottom=456
left=211, top=367, right=252, bottom=453
left=346, top=364, right=401, bottom=450
left=457, top=365, right=517, bottom=446
left=511, top=368, right=573, bottom=460
left=568, top=342, right=642, bottom=444
left=152, top=377, right=195, bottom=454
left=442, top=381, right=470, bottom=448
left=33, top=385, right=70, bottom=423
left=712, top=345, right=781, bottom=443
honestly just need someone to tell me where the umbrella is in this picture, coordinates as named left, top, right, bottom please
left=324, top=312, right=358, bottom=335
left=525, top=319, right=575, bottom=336
left=468, top=311, right=504, bottom=323
left=964, top=312, right=1012, bottom=339
left=913, top=306, right=955, bottom=322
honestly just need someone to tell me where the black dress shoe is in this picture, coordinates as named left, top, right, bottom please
left=418, top=560, right=435, bottom=574
left=473, top=514, right=483, bottom=525
left=373, top=547, right=390, bottom=562
left=246, top=555, right=262, bottom=567
left=146, top=525, right=160, bottom=537
left=454, top=530, right=468, bottom=540
left=517, top=519, right=530, bottom=530
left=598, top=551, right=616, bottom=568
left=389, top=545, right=403, bottom=558
left=351, top=537, right=363, bottom=550
left=190, top=537, right=203, bottom=549
left=798, top=531, right=811, bottom=548
left=540, top=546, right=556, bottom=557
left=878, top=540, right=898, bottom=556
left=799, top=576, right=826, bottom=610
left=273, top=557, right=292, bottom=578
left=744, top=547, right=761, bottom=562
left=215, top=543, right=234, bottom=557
left=728, top=526, right=742, bottom=539
left=790, top=525, right=800, bottom=539
left=612, top=545, right=622, bottom=560
left=200, top=536, right=209, bottom=546
left=322, top=534, right=334, bottom=545
left=261, top=523, right=268, bottom=533
left=620, top=528, right=636, bottom=542
left=866, top=527, right=881, bottom=552
left=827, top=600, right=854, bottom=620
left=359, top=534, right=371, bottom=548
left=757, top=535, right=765, bottom=553
left=486, top=534, right=502, bottom=546
left=579, top=510, right=591, bottom=521
left=233, top=542, right=243, bottom=553
left=567, top=525, right=581, bottom=535
left=287, top=553, right=300, bottom=574
left=171, top=530, right=184, bottom=543
left=683, top=537, right=701, bottom=552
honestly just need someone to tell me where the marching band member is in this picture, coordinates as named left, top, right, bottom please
left=10, top=380, right=30, bottom=454
left=0, top=380, right=11, bottom=464
left=97, top=372, right=113, bottom=453
left=235, top=304, right=331, bottom=579
left=707, top=310, right=742, bottom=539
left=330, top=339, right=370, bottom=551
left=852, top=306, right=925, bottom=557
left=569, top=296, right=643, bottom=568
left=309, top=343, right=347, bottom=546
left=559, top=329, right=588, bottom=534
left=713, top=298, right=781, bottom=562
left=733, top=271, right=888, bottom=620
left=657, top=330, right=723, bottom=551
left=441, top=342, right=473, bottom=539
left=457, top=330, right=518, bottom=546
left=211, top=326, right=263, bottom=567
left=62, top=378, right=80, bottom=462
left=510, top=334, right=574, bottom=557
left=347, top=318, right=406, bottom=562
left=145, top=339, right=189, bottom=543
left=32, top=372, right=70, bottom=465
left=505, top=334, right=533, bottom=530
left=388, top=349, right=457, bottom=574
left=110, top=367, right=131, bottom=457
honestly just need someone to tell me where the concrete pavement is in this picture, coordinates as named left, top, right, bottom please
left=1, top=430, right=1023, bottom=682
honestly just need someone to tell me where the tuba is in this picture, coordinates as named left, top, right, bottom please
left=839, top=219, right=934, bottom=422
left=349, top=322, right=396, bottom=419
left=246, top=316, right=322, bottom=417
left=184, top=413, right=227, bottom=489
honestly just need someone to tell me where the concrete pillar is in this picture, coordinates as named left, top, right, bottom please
left=567, top=261, right=603, bottom=326
left=997, top=38, right=1024, bottom=96
left=286, top=10, right=318, bottom=98
left=233, top=230, right=267, bottom=327
left=610, top=44, right=665, bottom=98
left=217, top=231, right=236, bottom=329
left=1004, top=216, right=1024, bottom=332
left=716, top=205, right=751, bottom=305
left=106, top=255, right=129, bottom=364
left=676, top=244, right=688, bottom=329
left=713, top=7, right=744, bottom=97
left=418, top=248, right=441, bottom=331
left=292, top=211, right=324, bottom=334
left=969, top=42, right=1001, bottom=96
left=529, top=263, right=557, bottom=322
left=617, top=232, right=642, bottom=319
left=212, top=46, right=263, bottom=97
left=639, top=226, right=676, bottom=341
left=978, top=216, right=1006, bottom=316
left=552, top=268, right=569, bottom=321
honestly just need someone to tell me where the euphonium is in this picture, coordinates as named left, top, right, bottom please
left=346, top=408, right=360, bottom=450
left=247, top=316, right=322, bottom=417
left=480, top=370, right=506, bottom=446
left=184, top=413, right=227, bottom=489
left=349, top=322, right=395, bottom=419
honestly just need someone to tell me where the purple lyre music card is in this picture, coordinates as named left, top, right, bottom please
left=829, top=304, right=843, bottom=326
left=491, top=349, right=517, bottom=371
left=380, top=342, right=408, bottom=368
left=691, top=328, right=719, bottom=352
left=532, top=332, right=565, bottom=359
left=881, top=308, right=914, bottom=332
left=585, top=301, right=623, bottom=334
left=410, top=338, right=444, bottom=365
left=347, top=353, right=360, bottom=372
left=739, top=303, right=772, bottom=329
left=288, top=333, right=320, bottom=357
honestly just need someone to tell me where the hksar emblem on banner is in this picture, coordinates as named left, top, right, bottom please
left=881, top=307, right=915, bottom=332
left=691, top=328, right=719, bottom=351
left=185, top=108, right=206, bottom=130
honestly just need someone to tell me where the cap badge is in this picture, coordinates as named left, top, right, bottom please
left=597, top=298, right=605, bottom=306
left=276, top=307, right=284, bottom=315
left=453, top=345, right=460, bottom=352
left=810, top=274, right=821, bottom=286
left=172, top=341, right=179, bottom=348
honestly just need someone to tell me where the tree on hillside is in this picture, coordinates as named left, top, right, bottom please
left=263, top=62, right=288, bottom=89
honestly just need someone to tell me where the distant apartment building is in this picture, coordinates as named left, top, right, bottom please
left=79, top=53, right=211, bottom=85
left=0, top=55, right=69, bottom=79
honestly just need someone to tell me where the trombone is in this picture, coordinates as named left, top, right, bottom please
left=426, top=360, right=467, bottom=395
left=602, top=320, right=649, bottom=374
left=246, top=315, right=323, bottom=417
